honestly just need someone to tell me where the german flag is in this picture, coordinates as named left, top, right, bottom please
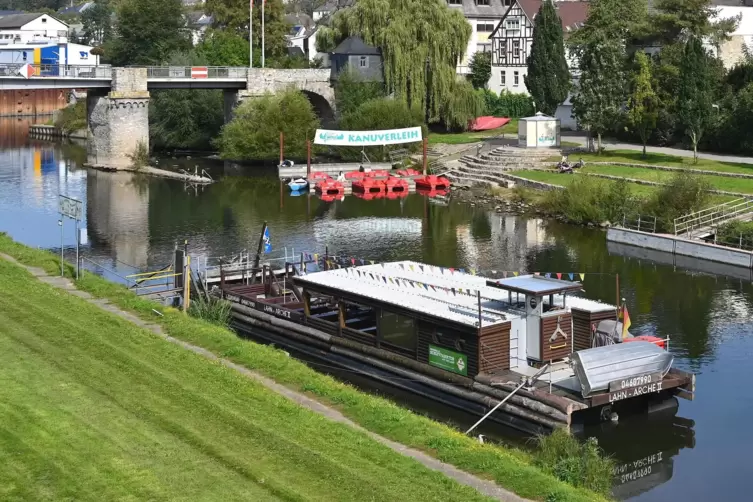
left=622, top=305, right=632, bottom=339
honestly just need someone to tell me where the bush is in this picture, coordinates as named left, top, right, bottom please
left=127, top=141, right=150, bottom=170
left=534, top=429, right=614, bottom=496
left=216, top=89, right=320, bottom=162
left=481, top=89, right=535, bottom=118
left=334, top=67, right=386, bottom=117
left=335, top=98, right=426, bottom=161
left=542, top=177, right=635, bottom=225
left=468, top=51, right=491, bottom=89
left=188, top=295, right=232, bottom=326
left=643, top=172, right=712, bottom=232
left=55, top=101, right=87, bottom=134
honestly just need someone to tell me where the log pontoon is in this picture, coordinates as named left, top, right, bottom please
left=217, top=260, right=695, bottom=435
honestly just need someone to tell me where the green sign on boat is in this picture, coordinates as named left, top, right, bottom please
left=429, top=344, right=468, bottom=376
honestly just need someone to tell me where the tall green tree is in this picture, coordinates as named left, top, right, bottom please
left=109, top=0, right=190, bottom=66
left=315, top=0, right=473, bottom=128
left=677, top=37, right=714, bottom=162
left=525, top=0, right=570, bottom=116
left=626, top=52, right=658, bottom=158
left=81, top=0, right=114, bottom=46
left=568, top=0, right=648, bottom=56
left=206, top=0, right=290, bottom=63
left=468, top=51, right=492, bottom=90
left=571, top=34, right=626, bottom=153
left=650, top=0, right=739, bottom=47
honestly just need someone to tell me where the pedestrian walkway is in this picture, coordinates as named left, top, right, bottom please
left=562, top=135, right=753, bottom=165
left=0, top=252, right=531, bottom=502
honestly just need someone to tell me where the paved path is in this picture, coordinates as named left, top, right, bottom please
left=0, top=252, right=530, bottom=502
left=562, top=135, right=753, bottom=165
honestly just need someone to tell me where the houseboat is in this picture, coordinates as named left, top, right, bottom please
left=217, top=260, right=695, bottom=435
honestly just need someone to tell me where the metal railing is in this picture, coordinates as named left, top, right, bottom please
left=0, top=63, right=112, bottom=78
left=142, top=66, right=248, bottom=79
left=622, top=214, right=658, bottom=233
left=674, top=198, right=753, bottom=237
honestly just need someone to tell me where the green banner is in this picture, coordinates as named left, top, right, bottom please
left=428, top=344, right=468, bottom=376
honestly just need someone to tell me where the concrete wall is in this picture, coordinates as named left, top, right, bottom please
left=607, top=227, right=753, bottom=269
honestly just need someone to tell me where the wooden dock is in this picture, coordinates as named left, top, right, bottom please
left=279, top=162, right=393, bottom=179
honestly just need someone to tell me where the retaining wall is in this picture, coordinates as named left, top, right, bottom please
left=607, top=227, right=753, bottom=269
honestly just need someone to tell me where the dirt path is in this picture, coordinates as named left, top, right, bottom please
left=0, top=252, right=531, bottom=502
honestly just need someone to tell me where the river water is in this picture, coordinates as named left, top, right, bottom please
left=1, top=128, right=751, bottom=501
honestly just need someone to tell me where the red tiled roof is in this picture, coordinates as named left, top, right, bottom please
left=517, top=0, right=589, bottom=32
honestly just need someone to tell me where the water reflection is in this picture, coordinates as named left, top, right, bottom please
left=2, top=137, right=753, bottom=501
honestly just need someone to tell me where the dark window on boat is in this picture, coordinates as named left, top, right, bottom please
left=379, top=310, right=417, bottom=355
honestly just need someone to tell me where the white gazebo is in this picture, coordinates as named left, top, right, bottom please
left=518, top=112, right=561, bottom=148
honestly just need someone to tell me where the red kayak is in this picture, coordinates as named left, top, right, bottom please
left=469, top=116, right=511, bottom=132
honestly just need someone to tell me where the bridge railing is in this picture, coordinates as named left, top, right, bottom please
left=674, top=197, right=753, bottom=237
left=141, top=66, right=249, bottom=79
left=0, top=63, right=112, bottom=78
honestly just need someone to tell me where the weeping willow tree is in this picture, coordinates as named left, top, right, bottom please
left=316, top=0, right=483, bottom=129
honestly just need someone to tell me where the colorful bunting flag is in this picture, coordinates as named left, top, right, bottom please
left=579, top=273, right=585, bottom=281
left=556, top=273, right=562, bottom=280
left=513, top=272, right=519, bottom=277
left=568, top=273, right=574, bottom=281
left=534, top=272, right=540, bottom=276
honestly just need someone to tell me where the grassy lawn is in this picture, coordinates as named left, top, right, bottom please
left=0, top=234, right=608, bottom=502
left=552, top=149, right=753, bottom=176
left=428, top=119, right=518, bottom=145
left=0, top=258, right=495, bottom=502
left=581, top=165, right=753, bottom=194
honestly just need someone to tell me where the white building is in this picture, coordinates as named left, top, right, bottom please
left=712, top=2, right=753, bottom=68
left=285, top=13, right=325, bottom=64
left=489, top=0, right=589, bottom=129
left=0, top=13, right=69, bottom=45
left=186, top=11, right=213, bottom=46
left=446, top=0, right=514, bottom=75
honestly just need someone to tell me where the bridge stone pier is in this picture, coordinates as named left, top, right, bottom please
left=86, top=68, right=150, bottom=169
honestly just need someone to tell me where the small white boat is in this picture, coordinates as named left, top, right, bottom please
left=288, top=178, right=308, bottom=191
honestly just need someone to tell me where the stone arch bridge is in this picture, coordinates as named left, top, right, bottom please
left=0, top=66, right=334, bottom=167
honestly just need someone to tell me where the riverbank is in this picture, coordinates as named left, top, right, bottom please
left=0, top=255, right=500, bottom=502
left=0, top=234, right=609, bottom=502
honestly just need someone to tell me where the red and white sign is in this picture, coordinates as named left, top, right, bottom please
left=18, top=63, right=34, bottom=79
left=190, top=66, right=208, bottom=79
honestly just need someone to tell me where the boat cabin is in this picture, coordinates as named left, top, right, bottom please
left=293, top=260, right=617, bottom=379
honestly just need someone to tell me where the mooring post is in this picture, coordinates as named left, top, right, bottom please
left=75, top=219, right=79, bottom=279
left=307, top=140, right=311, bottom=176
left=279, top=131, right=284, bottom=165
left=615, top=274, right=620, bottom=313
left=422, top=138, right=428, bottom=175
left=183, top=255, right=191, bottom=312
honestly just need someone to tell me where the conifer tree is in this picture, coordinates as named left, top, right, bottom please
left=677, top=37, right=713, bottom=163
left=524, top=0, right=570, bottom=116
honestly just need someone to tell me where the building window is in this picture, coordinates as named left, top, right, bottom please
left=513, top=71, right=519, bottom=86
left=477, top=22, right=495, bottom=33
left=504, top=0, right=512, bottom=5
left=512, top=40, right=520, bottom=58
left=41, top=18, right=47, bottom=23
left=448, top=0, right=462, bottom=4
left=500, top=71, right=506, bottom=86
left=359, top=56, right=368, bottom=68
left=506, top=18, right=520, bottom=30
left=379, top=311, right=417, bottom=356
left=478, top=43, right=491, bottom=53
left=476, top=0, right=490, bottom=6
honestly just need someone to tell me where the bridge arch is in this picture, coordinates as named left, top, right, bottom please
left=301, top=90, right=335, bottom=126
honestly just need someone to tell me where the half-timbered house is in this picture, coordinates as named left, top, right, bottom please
left=446, top=0, right=514, bottom=75
left=489, top=0, right=589, bottom=128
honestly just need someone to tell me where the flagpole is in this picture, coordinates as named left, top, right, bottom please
left=261, top=0, right=265, bottom=68
left=253, top=0, right=254, bottom=68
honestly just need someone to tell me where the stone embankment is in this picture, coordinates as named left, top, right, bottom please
left=29, top=124, right=87, bottom=140
left=445, top=147, right=561, bottom=190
